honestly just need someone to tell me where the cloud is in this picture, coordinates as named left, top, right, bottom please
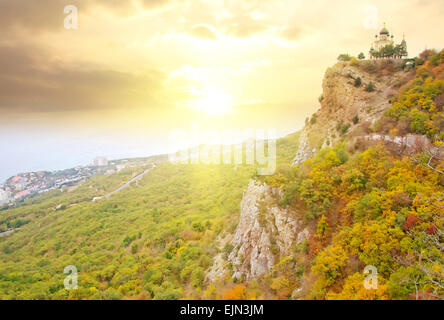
left=0, top=44, right=168, bottom=113
left=281, top=27, right=304, bottom=41
left=189, top=24, right=217, bottom=40
left=224, top=14, right=269, bottom=38
left=0, top=0, right=174, bottom=35
left=140, top=0, right=172, bottom=9
left=0, top=0, right=64, bottom=34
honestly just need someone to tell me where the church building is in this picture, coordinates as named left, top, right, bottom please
left=369, top=23, right=408, bottom=59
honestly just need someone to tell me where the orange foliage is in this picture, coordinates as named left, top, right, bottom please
left=432, top=65, right=443, bottom=78
left=307, top=235, right=322, bottom=257
left=222, top=284, right=248, bottom=300
left=426, top=224, right=437, bottom=235
left=403, top=214, right=419, bottom=231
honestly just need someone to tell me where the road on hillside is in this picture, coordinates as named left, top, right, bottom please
left=0, top=229, right=16, bottom=238
left=92, top=165, right=155, bottom=202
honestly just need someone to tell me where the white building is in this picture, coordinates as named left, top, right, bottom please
left=93, top=157, right=108, bottom=167
left=0, top=189, right=11, bottom=205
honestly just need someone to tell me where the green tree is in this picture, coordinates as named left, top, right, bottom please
left=316, top=215, right=328, bottom=238
left=409, top=108, right=429, bottom=134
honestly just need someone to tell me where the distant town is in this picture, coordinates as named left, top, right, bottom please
left=0, top=156, right=161, bottom=208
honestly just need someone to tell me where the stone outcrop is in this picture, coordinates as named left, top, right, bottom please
left=292, top=60, right=412, bottom=165
left=206, top=180, right=309, bottom=283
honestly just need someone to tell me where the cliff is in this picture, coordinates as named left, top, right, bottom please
left=206, top=180, right=309, bottom=283
left=293, top=59, right=413, bottom=165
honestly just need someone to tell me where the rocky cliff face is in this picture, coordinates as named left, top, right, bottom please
left=292, top=60, right=412, bottom=165
left=206, top=180, right=309, bottom=282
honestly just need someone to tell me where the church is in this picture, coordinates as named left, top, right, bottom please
left=369, top=23, right=408, bottom=59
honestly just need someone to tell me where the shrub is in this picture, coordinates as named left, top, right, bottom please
left=192, top=221, right=204, bottom=232
left=341, top=123, right=351, bottom=135
left=358, top=52, right=365, bottom=60
left=336, top=121, right=351, bottom=135
left=354, top=192, right=382, bottom=219
left=334, top=143, right=349, bottom=164
left=223, top=243, right=234, bottom=259
left=414, top=57, right=425, bottom=66
left=354, top=77, right=362, bottom=87
left=352, top=115, right=359, bottom=124
left=310, top=114, right=317, bottom=125
left=349, top=57, right=359, bottom=67
left=7, top=219, right=30, bottom=229
left=403, top=214, right=419, bottom=231
left=312, top=245, right=348, bottom=286
left=338, top=54, right=352, bottom=62
left=365, top=82, right=375, bottom=92
left=409, top=108, right=428, bottom=134
left=191, top=267, right=205, bottom=288
left=153, top=289, right=183, bottom=300
left=102, top=289, right=123, bottom=300
left=429, top=52, right=443, bottom=67
left=122, top=234, right=137, bottom=247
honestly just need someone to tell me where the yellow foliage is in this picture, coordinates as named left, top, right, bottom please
left=312, top=244, right=348, bottom=286
left=326, top=273, right=389, bottom=300
left=222, top=284, right=248, bottom=300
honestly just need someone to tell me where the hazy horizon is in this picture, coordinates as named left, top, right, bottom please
left=0, top=122, right=298, bottom=183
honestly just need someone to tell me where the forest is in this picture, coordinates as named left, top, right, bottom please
left=0, top=50, right=443, bottom=300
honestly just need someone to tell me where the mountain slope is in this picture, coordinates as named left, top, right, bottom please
left=204, top=51, right=444, bottom=300
left=1, top=50, right=443, bottom=300
left=0, top=163, right=256, bottom=299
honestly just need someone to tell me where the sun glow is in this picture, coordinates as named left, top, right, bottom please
left=192, top=89, right=234, bottom=116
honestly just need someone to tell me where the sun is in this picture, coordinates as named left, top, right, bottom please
left=192, top=89, right=234, bottom=116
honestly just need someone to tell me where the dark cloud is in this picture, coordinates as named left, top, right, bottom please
left=189, top=24, right=217, bottom=40
left=0, top=0, right=65, bottom=33
left=0, top=44, right=167, bottom=113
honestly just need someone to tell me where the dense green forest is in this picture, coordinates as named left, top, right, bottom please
left=0, top=164, right=256, bottom=299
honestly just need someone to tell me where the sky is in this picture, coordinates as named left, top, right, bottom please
left=1, top=0, right=443, bottom=182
